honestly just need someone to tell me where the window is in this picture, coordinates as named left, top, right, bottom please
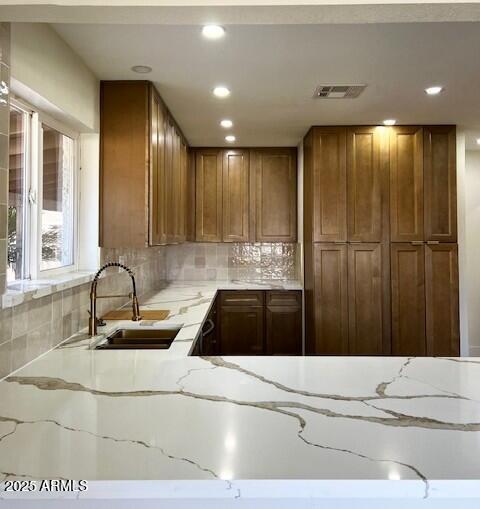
left=40, top=125, right=75, bottom=271
left=7, top=100, right=78, bottom=282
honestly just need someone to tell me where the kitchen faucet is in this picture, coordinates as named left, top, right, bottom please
left=88, top=262, right=142, bottom=336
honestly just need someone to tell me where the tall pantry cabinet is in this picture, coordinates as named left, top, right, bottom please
left=304, top=125, right=459, bottom=356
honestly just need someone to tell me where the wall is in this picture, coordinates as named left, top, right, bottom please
left=10, top=23, right=99, bottom=132
left=465, top=150, right=480, bottom=355
left=0, top=23, right=10, bottom=294
left=166, top=242, right=299, bottom=282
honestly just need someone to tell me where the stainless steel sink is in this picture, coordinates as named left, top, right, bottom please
left=95, top=328, right=179, bottom=350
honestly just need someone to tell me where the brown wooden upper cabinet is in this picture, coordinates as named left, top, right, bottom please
left=389, top=126, right=424, bottom=242
left=222, top=150, right=250, bottom=242
left=100, top=81, right=188, bottom=248
left=311, top=127, right=347, bottom=242
left=194, top=147, right=297, bottom=243
left=252, top=149, right=297, bottom=242
left=195, top=149, right=223, bottom=242
left=347, top=127, right=386, bottom=242
left=424, top=126, right=457, bottom=242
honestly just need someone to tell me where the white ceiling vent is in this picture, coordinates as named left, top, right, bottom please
left=313, top=85, right=366, bottom=99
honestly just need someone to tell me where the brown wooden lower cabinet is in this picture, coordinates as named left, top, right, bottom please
left=209, top=290, right=302, bottom=355
left=391, top=242, right=459, bottom=356
left=348, top=243, right=387, bottom=355
left=390, top=243, right=426, bottom=356
left=425, top=243, right=460, bottom=356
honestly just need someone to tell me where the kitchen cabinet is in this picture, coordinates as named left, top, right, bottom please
left=390, top=243, right=426, bottom=356
left=307, top=243, right=348, bottom=355
left=217, top=290, right=302, bottom=355
left=222, top=149, right=250, bottom=242
left=347, top=127, right=385, bottom=242
left=424, top=126, right=457, bottom=242
left=195, top=149, right=223, bottom=242
left=389, top=126, right=424, bottom=242
left=219, top=291, right=265, bottom=355
left=252, top=148, right=297, bottom=242
left=425, top=243, right=459, bottom=356
left=150, top=91, right=166, bottom=245
left=311, top=127, right=347, bottom=242
left=348, top=243, right=387, bottom=355
left=304, top=124, right=459, bottom=357
left=266, top=291, right=302, bottom=355
left=100, top=80, right=189, bottom=247
left=193, top=147, right=297, bottom=243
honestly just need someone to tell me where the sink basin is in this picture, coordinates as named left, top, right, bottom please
left=95, top=328, right=179, bottom=350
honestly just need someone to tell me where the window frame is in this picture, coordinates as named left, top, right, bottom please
left=8, top=96, right=80, bottom=281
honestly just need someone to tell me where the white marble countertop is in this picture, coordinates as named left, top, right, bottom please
left=1, top=281, right=480, bottom=504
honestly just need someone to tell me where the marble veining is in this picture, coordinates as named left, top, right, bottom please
left=1, top=281, right=480, bottom=502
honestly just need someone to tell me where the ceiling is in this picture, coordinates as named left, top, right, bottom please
left=52, top=21, right=480, bottom=147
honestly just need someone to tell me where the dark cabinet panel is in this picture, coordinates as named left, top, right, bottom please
left=200, top=300, right=218, bottom=356
left=222, top=150, right=250, bottom=242
left=195, top=149, right=223, bottom=242
left=220, top=291, right=264, bottom=307
left=312, top=127, right=347, bottom=242
left=308, top=243, right=348, bottom=354
left=266, top=290, right=302, bottom=355
left=425, top=243, right=459, bottom=356
left=253, top=148, right=297, bottom=242
left=347, top=243, right=385, bottom=355
left=390, top=243, right=426, bottom=355
left=424, top=126, right=457, bottom=242
left=390, top=126, right=424, bottom=242
left=347, top=127, right=384, bottom=242
left=220, top=305, right=264, bottom=355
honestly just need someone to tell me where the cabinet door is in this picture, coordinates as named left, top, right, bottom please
left=222, top=150, right=250, bottom=242
left=150, top=92, right=166, bottom=245
left=266, top=291, right=302, bottom=355
left=312, top=128, right=347, bottom=242
left=219, top=305, right=264, bottom=355
left=390, top=244, right=426, bottom=355
left=424, top=126, right=457, bottom=242
left=164, top=118, right=175, bottom=243
left=348, top=243, right=386, bottom=355
left=195, top=149, right=223, bottom=242
left=253, top=149, right=297, bottom=242
left=308, top=243, right=348, bottom=354
left=181, top=140, right=188, bottom=241
left=172, top=135, right=187, bottom=242
left=347, top=127, right=384, bottom=242
left=390, top=127, right=424, bottom=242
left=425, top=243, right=459, bottom=355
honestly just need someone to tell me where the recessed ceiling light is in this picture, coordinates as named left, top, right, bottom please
left=383, top=119, right=397, bottom=126
left=225, top=135, right=236, bottom=143
left=425, top=86, right=443, bottom=95
left=220, top=119, right=233, bottom=128
left=213, top=86, right=230, bottom=98
left=131, top=65, right=152, bottom=74
left=202, top=25, right=225, bottom=39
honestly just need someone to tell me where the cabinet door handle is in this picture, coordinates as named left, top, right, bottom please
left=349, top=240, right=362, bottom=244
left=426, top=241, right=440, bottom=245
left=410, top=241, right=424, bottom=245
left=202, top=319, right=215, bottom=337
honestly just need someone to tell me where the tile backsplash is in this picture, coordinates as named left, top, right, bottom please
left=0, top=246, right=166, bottom=379
left=0, top=241, right=299, bottom=379
left=166, top=242, right=299, bottom=282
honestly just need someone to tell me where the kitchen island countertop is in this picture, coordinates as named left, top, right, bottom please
left=1, top=280, right=479, bottom=506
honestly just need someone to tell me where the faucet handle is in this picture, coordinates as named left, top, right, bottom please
left=87, top=310, right=106, bottom=327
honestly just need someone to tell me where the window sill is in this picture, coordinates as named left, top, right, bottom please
left=2, top=270, right=96, bottom=309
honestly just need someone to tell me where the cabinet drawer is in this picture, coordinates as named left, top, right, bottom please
left=220, top=291, right=264, bottom=307
left=266, top=290, right=301, bottom=307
